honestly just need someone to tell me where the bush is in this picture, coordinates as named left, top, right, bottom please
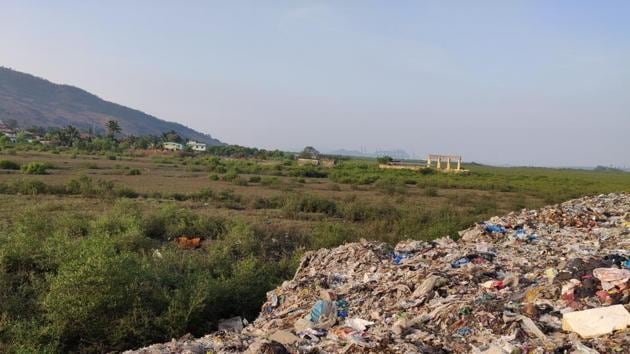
left=2, top=179, right=49, bottom=194
left=374, top=177, right=406, bottom=195
left=282, top=194, right=337, bottom=217
left=222, top=171, right=238, bottom=182
left=0, top=160, right=20, bottom=170
left=260, top=176, right=280, bottom=187
left=20, top=162, right=50, bottom=175
left=66, top=175, right=95, bottom=195
left=65, top=176, right=115, bottom=196
left=0, top=206, right=300, bottom=352
left=208, top=174, right=219, bottom=181
left=190, top=188, right=214, bottom=201
left=248, top=175, right=261, bottom=183
left=126, top=168, right=141, bottom=176
left=288, top=166, right=328, bottom=178
left=377, top=156, right=393, bottom=164
left=419, top=167, right=435, bottom=175
left=116, top=187, right=139, bottom=198
left=309, top=222, right=356, bottom=249
left=250, top=196, right=284, bottom=209
left=143, top=205, right=226, bottom=240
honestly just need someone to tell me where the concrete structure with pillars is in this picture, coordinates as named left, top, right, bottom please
left=427, top=154, right=463, bottom=171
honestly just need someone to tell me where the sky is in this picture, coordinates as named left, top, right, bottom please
left=1, top=1, right=629, bottom=167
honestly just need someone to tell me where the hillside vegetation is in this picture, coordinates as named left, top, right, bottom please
left=0, top=67, right=222, bottom=145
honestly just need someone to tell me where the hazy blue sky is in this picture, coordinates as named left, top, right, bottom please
left=2, top=1, right=629, bottom=166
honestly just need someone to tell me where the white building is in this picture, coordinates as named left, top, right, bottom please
left=163, top=142, right=183, bottom=151
left=186, top=140, right=207, bottom=152
left=3, top=133, right=16, bottom=143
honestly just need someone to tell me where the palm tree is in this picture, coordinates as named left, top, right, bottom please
left=106, top=120, right=121, bottom=139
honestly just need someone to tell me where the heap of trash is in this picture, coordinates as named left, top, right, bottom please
left=128, top=193, right=630, bottom=353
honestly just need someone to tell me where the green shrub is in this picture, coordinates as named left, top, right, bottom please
left=4, top=179, right=49, bottom=194
left=127, top=168, right=141, bottom=175
left=222, top=171, right=238, bottom=182
left=288, top=166, right=328, bottom=178
left=309, top=222, right=356, bottom=249
left=250, top=196, right=284, bottom=209
left=65, top=176, right=115, bottom=196
left=248, top=175, right=261, bottom=183
left=190, top=188, right=214, bottom=201
left=260, top=176, right=280, bottom=187
left=374, top=177, right=406, bottom=195
left=208, top=174, right=219, bottom=181
left=116, top=187, right=139, bottom=198
left=282, top=194, right=337, bottom=217
left=143, top=205, right=226, bottom=240
left=419, top=167, right=435, bottom=175
left=0, top=159, right=20, bottom=170
left=66, top=175, right=94, bottom=195
left=20, top=162, right=50, bottom=175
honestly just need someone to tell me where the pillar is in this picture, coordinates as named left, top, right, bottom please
left=436, top=157, right=441, bottom=169
left=446, top=158, right=451, bottom=170
left=427, top=155, right=432, bottom=168
left=457, top=158, right=461, bottom=170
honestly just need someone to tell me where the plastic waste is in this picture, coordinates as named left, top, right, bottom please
left=456, top=327, right=472, bottom=336
left=484, top=224, right=506, bottom=234
left=451, top=257, right=470, bottom=268
left=562, top=305, right=630, bottom=338
left=335, top=299, right=349, bottom=319
left=344, top=318, right=374, bottom=331
left=392, top=251, right=412, bottom=264
left=592, top=268, right=630, bottom=291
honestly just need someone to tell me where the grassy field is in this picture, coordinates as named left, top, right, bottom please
left=0, top=149, right=628, bottom=352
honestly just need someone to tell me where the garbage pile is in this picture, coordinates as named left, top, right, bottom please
left=127, top=193, right=630, bottom=353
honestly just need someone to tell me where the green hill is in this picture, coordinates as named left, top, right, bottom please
left=0, top=67, right=222, bottom=145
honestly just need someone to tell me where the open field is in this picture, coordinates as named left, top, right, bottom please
left=1, top=149, right=629, bottom=352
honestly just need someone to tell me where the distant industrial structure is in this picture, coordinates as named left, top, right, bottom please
left=378, top=154, right=468, bottom=173
left=427, top=154, right=463, bottom=171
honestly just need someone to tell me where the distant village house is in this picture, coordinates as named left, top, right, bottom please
left=297, top=146, right=336, bottom=167
left=163, top=142, right=183, bottom=151
left=0, top=120, right=16, bottom=142
left=186, top=140, right=207, bottom=152
left=297, top=158, right=336, bottom=167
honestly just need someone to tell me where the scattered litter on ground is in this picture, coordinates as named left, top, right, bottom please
left=127, top=193, right=630, bottom=353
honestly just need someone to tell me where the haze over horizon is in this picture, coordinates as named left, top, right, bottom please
left=2, top=1, right=629, bottom=167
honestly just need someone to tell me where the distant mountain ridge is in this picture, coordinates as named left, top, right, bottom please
left=0, top=67, right=222, bottom=145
